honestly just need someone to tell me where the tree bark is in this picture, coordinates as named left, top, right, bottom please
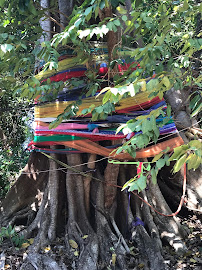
left=58, top=0, right=74, bottom=28
left=39, top=0, right=52, bottom=42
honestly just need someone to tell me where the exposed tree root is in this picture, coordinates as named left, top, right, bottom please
left=132, top=225, right=166, bottom=270
left=147, top=182, right=188, bottom=254
left=8, top=205, right=35, bottom=228
left=65, top=153, right=99, bottom=270
left=1, top=151, right=200, bottom=269
left=83, top=154, right=97, bottom=217
left=130, top=194, right=166, bottom=270
left=117, top=166, right=166, bottom=269
left=186, top=167, right=202, bottom=212
left=158, top=165, right=202, bottom=213
left=118, top=166, right=134, bottom=232
left=19, top=150, right=60, bottom=252
left=95, top=172, right=128, bottom=270
left=20, top=186, right=49, bottom=240
left=141, top=190, right=162, bottom=250
left=0, top=152, right=49, bottom=226
left=20, top=252, right=64, bottom=270
left=104, top=162, right=119, bottom=209
left=47, top=150, right=59, bottom=241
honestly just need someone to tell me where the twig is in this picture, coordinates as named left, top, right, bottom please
left=44, top=14, right=65, bottom=30
left=186, top=206, right=202, bottom=213
left=110, top=217, right=130, bottom=253
left=189, top=56, right=202, bottom=62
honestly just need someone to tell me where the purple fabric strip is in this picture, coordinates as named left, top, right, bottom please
left=132, top=217, right=145, bottom=227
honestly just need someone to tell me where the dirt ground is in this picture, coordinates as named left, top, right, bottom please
left=0, top=214, right=201, bottom=270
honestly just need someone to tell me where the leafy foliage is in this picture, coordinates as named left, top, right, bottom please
left=189, top=90, right=202, bottom=117
left=169, top=140, right=202, bottom=172
left=0, top=91, right=30, bottom=197
left=114, top=106, right=170, bottom=158
left=0, top=225, right=26, bottom=247
left=0, top=0, right=201, bottom=195
left=121, top=152, right=171, bottom=192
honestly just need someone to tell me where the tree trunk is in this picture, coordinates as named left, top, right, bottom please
left=0, top=1, right=201, bottom=270
left=39, top=0, right=52, bottom=42
left=58, top=0, right=74, bottom=28
left=1, top=150, right=197, bottom=269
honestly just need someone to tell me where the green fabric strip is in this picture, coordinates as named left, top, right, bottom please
left=35, top=147, right=79, bottom=152
left=34, top=135, right=85, bottom=142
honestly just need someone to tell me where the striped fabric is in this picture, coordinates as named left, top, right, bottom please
left=30, top=46, right=183, bottom=159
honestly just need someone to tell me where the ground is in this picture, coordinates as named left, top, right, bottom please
left=0, top=214, right=201, bottom=269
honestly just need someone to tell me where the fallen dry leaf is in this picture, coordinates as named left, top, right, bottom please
left=69, top=239, right=78, bottom=249
left=21, top=242, right=30, bottom=249
left=74, top=250, right=79, bottom=256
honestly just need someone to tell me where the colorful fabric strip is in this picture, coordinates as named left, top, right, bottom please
left=30, top=136, right=184, bottom=159
left=34, top=93, right=162, bottom=118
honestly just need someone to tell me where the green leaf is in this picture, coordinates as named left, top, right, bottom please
left=69, top=239, right=78, bottom=249
left=85, top=6, right=92, bottom=16
left=156, top=158, right=165, bottom=170
left=28, top=1, right=37, bottom=15
left=151, top=168, right=157, bottom=185
left=164, top=154, right=170, bottom=166
left=5, top=76, right=15, bottom=82
left=182, top=0, right=189, bottom=11
left=49, top=61, right=58, bottom=70
left=142, top=119, right=149, bottom=134
left=152, top=152, right=163, bottom=163
left=141, top=80, right=146, bottom=91
left=32, top=77, right=40, bottom=86
left=1, top=44, right=14, bottom=53
left=187, top=153, right=198, bottom=170
left=103, top=102, right=114, bottom=114
left=114, top=19, right=121, bottom=26
left=0, top=0, right=5, bottom=7
left=136, top=175, right=147, bottom=192
left=127, top=146, right=137, bottom=158
left=135, top=0, right=142, bottom=8
left=95, top=5, right=99, bottom=19
left=96, top=106, right=103, bottom=114
left=91, top=112, right=99, bottom=121
left=169, top=146, right=186, bottom=161
left=166, top=105, right=171, bottom=117
left=191, top=103, right=202, bottom=117
left=180, top=41, right=190, bottom=54
left=153, top=127, right=160, bottom=140
left=49, top=117, right=62, bottom=129
left=136, top=134, right=145, bottom=149
left=199, top=2, right=202, bottom=12
left=189, top=140, right=202, bottom=150
left=143, top=17, right=152, bottom=23
left=128, top=181, right=139, bottom=192
left=189, top=95, right=200, bottom=110
left=107, top=21, right=114, bottom=31
left=158, top=91, right=164, bottom=100
left=116, top=6, right=127, bottom=15
left=75, top=18, right=83, bottom=27
left=173, top=153, right=187, bottom=173
left=116, top=146, right=124, bottom=155
left=122, top=15, right=127, bottom=22
left=146, top=79, right=158, bottom=92
left=103, top=91, right=111, bottom=104
left=192, top=156, right=201, bottom=170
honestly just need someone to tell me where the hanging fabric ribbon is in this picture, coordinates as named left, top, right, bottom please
left=137, top=162, right=143, bottom=178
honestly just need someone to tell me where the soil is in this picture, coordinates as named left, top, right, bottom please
left=0, top=215, right=201, bottom=270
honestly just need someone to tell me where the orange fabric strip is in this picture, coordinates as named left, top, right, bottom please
left=39, top=136, right=184, bottom=160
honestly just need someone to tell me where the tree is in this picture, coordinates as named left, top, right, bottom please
left=0, top=90, right=31, bottom=197
left=0, top=0, right=201, bottom=269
